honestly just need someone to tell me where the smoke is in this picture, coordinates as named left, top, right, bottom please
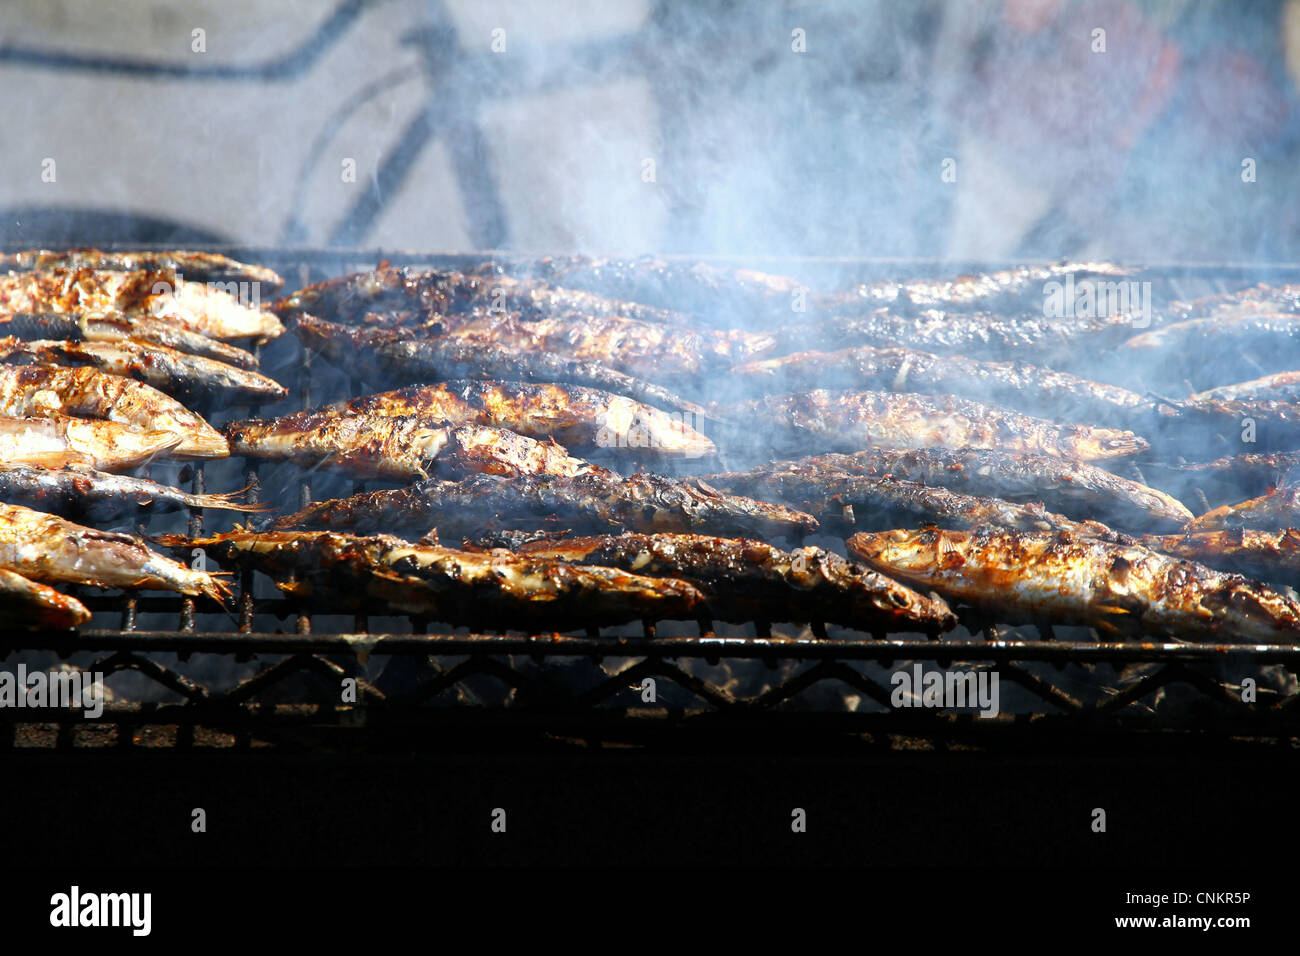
left=0, top=2, right=1297, bottom=715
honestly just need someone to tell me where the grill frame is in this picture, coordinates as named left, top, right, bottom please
left=2, top=246, right=1299, bottom=750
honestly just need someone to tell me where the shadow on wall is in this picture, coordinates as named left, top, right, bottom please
left=0, top=207, right=233, bottom=248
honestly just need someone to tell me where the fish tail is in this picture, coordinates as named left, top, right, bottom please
left=201, top=571, right=234, bottom=606
left=192, top=487, right=273, bottom=513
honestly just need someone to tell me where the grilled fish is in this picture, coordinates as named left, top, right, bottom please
left=0, top=364, right=227, bottom=458
left=728, top=344, right=1151, bottom=427
left=0, top=311, right=260, bottom=368
left=0, top=464, right=266, bottom=522
left=0, top=415, right=182, bottom=471
left=273, top=471, right=819, bottom=541
left=1188, top=487, right=1300, bottom=531
left=714, top=390, right=1149, bottom=460
left=1140, top=529, right=1300, bottom=585
left=276, top=267, right=687, bottom=326
left=1136, top=452, right=1300, bottom=508
left=292, top=314, right=713, bottom=419
left=0, top=268, right=283, bottom=341
left=780, top=305, right=1145, bottom=366
left=179, top=530, right=703, bottom=629
left=1148, top=395, right=1300, bottom=455
left=0, top=567, right=90, bottom=629
left=702, top=468, right=1091, bottom=534
left=502, top=256, right=806, bottom=327
left=282, top=271, right=773, bottom=381
left=822, top=261, right=1143, bottom=315
left=1191, top=371, right=1300, bottom=403
left=723, top=448, right=1192, bottom=531
left=0, top=338, right=287, bottom=405
left=225, top=412, right=593, bottom=482
left=1164, top=283, right=1300, bottom=322
left=0, top=249, right=283, bottom=290
left=320, top=380, right=715, bottom=459
left=0, top=502, right=229, bottom=601
left=431, top=310, right=775, bottom=383
left=847, top=527, right=1300, bottom=642
left=516, top=532, right=956, bottom=633
left=1118, top=314, right=1300, bottom=389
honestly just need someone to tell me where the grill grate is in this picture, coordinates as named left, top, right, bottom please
left=3, top=248, right=1300, bottom=749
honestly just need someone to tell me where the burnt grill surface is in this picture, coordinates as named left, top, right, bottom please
left=2, top=246, right=1299, bottom=750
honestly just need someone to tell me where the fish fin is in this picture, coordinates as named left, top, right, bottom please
left=1093, top=603, right=1135, bottom=616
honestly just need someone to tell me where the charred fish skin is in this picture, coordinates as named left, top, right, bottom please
left=728, top=345, right=1151, bottom=428
left=291, top=314, right=714, bottom=420
left=467, top=528, right=572, bottom=551
left=487, top=255, right=806, bottom=327
left=273, top=471, right=820, bottom=541
left=1143, top=395, right=1300, bottom=458
left=778, top=304, right=1145, bottom=366
left=0, top=249, right=284, bottom=291
left=225, top=412, right=594, bottom=482
left=701, top=467, right=1090, bottom=534
left=714, top=390, right=1149, bottom=461
left=432, top=309, right=775, bottom=383
left=0, top=338, right=287, bottom=406
left=1118, top=314, right=1300, bottom=389
left=1140, top=529, right=1300, bottom=586
left=1191, top=371, right=1300, bottom=404
left=516, top=532, right=956, bottom=633
left=275, top=267, right=689, bottom=326
left=279, top=273, right=776, bottom=379
left=183, top=530, right=704, bottom=629
left=0, top=363, right=228, bottom=459
left=847, top=527, right=1300, bottom=643
left=0, top=502, right=229, bottom=602
left=322, top=380, right=716, bottom=459
left=0, top=567, right=90, bottom=630
left=0, top=268, right=283, bottom=341
left=469, top=274, right=691, bottom=325
left=1164, top=283, right=1300, bottom=322
left=274, top=267, right=434, bottom=322
left=0, top=414, right=182, bottom=472
left=1137, top=452, right=1300, bottom=509
left=1189, top=487, right=1300, bottom=531
left=751, top=448, right=1193, bottom=532
left=0, top=464, right=265, bottom=523
left=821, top=261, right=1144, bottom=315
left=0, top=312, right=261, bottom=368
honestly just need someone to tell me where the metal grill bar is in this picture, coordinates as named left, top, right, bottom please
left=7, top=630, right=1300, bottom=663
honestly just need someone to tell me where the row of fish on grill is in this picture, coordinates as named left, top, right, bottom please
left=3, top=251, right=1300, bottom=643
left=0, top=250, right=290, bottom=627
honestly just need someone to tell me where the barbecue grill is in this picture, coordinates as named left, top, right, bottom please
left=3, top=247, right=1298, bottom=754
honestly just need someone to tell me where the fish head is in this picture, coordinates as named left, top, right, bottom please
left=410, top=424, right=452, bottom=477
